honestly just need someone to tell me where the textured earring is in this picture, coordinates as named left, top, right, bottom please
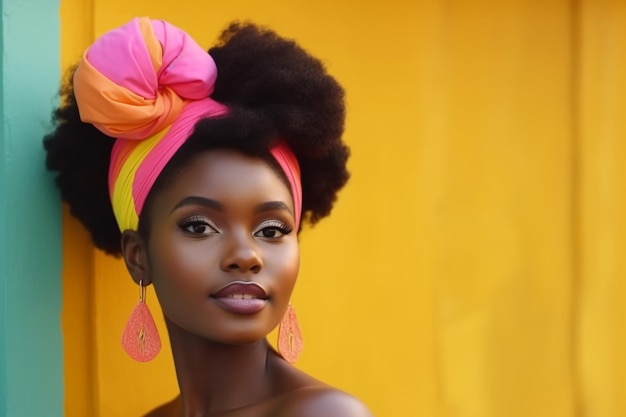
left=278, top=303, right=303, bottom=363
left=121, top=280, right=161, bottom=362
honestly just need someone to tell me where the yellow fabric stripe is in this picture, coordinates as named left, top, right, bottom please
left=111, top=128, right=169, bottom=231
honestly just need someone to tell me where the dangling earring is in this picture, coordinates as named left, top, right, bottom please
left=278, top=303, right=303, bottom=363
left=121, top=280, right=161, bottom=362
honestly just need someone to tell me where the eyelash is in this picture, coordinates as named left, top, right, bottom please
left=176, top=216, right=218, bottom=235
left=176, top=216, right=292, bottom=236
left=254, top=220, right=293, bottom=238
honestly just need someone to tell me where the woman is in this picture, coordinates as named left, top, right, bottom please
left=44, top=17, right=373, bottom=417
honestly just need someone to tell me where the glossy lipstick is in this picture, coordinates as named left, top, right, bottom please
left=211, top=281, right=268, bottom=314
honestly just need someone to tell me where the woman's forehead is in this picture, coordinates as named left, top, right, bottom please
left=156, top=149, right=294, bottom=209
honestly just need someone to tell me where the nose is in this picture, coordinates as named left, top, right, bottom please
left=220, top=232, right=263, bottom=273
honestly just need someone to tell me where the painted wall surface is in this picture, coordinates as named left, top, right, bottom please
left=58, top=1, right=626, bottom=417
left=0, top=0, right=62, bottom=416
left=577, top=1, right=626, bottom=415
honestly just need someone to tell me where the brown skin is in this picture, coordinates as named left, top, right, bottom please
left=122, top=149, right=373, bottom=417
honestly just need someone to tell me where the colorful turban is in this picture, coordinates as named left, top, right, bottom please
left=73, top=17, right=302, bottom=232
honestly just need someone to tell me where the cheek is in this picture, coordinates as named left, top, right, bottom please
left=149, top=234, right=218, bottom=294
left=267, top=239, right=300, bottom=299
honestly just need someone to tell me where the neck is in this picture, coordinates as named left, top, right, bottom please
left=165, top=318, right=277, bottom=417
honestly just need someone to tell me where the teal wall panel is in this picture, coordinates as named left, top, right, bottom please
left=0, top=0, right=62, bottom=416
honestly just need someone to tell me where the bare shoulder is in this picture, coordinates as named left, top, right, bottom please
left=277, top=386, right=374, bottom=417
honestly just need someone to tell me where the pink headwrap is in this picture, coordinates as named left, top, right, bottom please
left=73, top=17, right=302, bottom=231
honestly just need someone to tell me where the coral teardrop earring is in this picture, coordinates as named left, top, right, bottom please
left=121, top=280, right=161, bottom=362
left=278, top=304, right=303, bottom=364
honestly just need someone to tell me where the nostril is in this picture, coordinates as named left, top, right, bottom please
left=226, top=262, right=261, bottom=273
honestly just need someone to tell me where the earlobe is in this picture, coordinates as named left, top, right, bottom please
left=120, top=230, right=151, bottom=285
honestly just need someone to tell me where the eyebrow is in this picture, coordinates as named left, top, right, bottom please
left=170, top=197, right=292, bottom=216
left=171, top=196, right=224, bottom=213
left=255, top=201, right=293, bottom=216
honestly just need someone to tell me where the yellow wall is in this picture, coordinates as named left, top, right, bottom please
left=578, top=1, right=626, bottom=415
left=60, top=0, right=626, bottom=416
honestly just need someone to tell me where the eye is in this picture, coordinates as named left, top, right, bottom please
left=177, top=216, right=219, bottom=236
left=254, top=220, right=293, bottom=239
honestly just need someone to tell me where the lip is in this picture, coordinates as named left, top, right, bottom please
left=211, top=281, right=268, bottom=315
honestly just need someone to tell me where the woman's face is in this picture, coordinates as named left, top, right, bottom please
left=144, top=149, right=300, bottom=345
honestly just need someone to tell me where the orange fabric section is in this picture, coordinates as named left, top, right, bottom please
left=137, top=17, right=163, bottom=72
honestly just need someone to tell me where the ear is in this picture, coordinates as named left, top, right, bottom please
left=120, top=230, right=152, bottom=286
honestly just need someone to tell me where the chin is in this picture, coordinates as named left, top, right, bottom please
left=212, top=328, right=270, bottom=346
left=185, top=320, right=274, bottom=347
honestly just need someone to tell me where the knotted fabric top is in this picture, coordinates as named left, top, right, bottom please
left=73, top=17, right=302, bottom=232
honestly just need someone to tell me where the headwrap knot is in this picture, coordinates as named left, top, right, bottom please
left=73, top=17, right=218, bottom=139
